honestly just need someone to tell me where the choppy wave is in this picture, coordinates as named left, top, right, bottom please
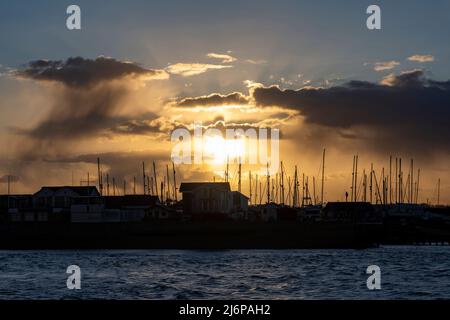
left=0, top=246, right=449, bottom=299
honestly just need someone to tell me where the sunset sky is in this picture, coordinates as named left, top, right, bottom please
left=0, top=0, right=449, bottom=204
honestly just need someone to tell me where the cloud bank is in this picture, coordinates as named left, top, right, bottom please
left=407, top=54, right=435, bottom=63
left=176, top=70, right=450, bottom=155
left=206, top=53, right=237, bottom=63
left=176, top=92, right=249, bottom=108
left=15, top=56, right=168, bottom=88
left=166, top=63, right=232, bottom=77
left=12, top=57, right=169, bottom=158
left=373, top=60, right=400, bottom=71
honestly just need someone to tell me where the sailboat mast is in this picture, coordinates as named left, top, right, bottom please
left=172, top=161, right=177, bottom=202
left=266, top=162, right=270, bottom=204
left=415, top=168, right=420, bottom=204
left=97, top=157, right=103, bottom=196
left=255, top=174, right=258, bottom=205
left=293, top=166, right=298, bottom=207
left=249, top=171, right=252, bottom=205
left=370, top=163, right=373, bottom=204
left=281, top=161, right=285, bottom=205
left=166, top=164, right=170, bottom=201
left=142, top=162, right=146, bottom=195
left=238, top=158, right=242, bottom=193
left=351, top=156, right=355, bottom=202
left=389, top=156, right=392, bottom=204
left=437, top=178, right=441, bottom=205
left=410, top=159, right=414, bottom=204
left=313, top=176, right=317, bottom=205
left=321, top=149, right=325, bottom=205
left=354, top=155, right=358, bottom=202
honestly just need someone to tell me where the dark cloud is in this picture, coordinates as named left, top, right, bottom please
left=16, top=56, right=167, bottom=88
left=13, top=86, right=129, bottom=140
left=251, top=70, right=450, bottom=128
left=110, top=120, right=162, bottom=136
left=109, top=115, right=174, bottom=136
left=11, top=57, right=169, bottom=159
left=174, top=70, right=450, bottom=155
left=251, top=70, right=450, bottom=154
left=177, top=92, right=249, bottom=108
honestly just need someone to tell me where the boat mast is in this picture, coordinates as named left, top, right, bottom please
left=415, top=168, right=420, bottom=204
left=351, top=155, right=355, bottom=202
left=370, top=163, right=373, bottom=204
left=389, top=156, right=392, bottom=204
left=172, top=161, right=177, bottom=202
left=142, top=162, right=146, bottom=195
left=313, top=176, right=317, bottom=205
left=293, top=166, right=298, bottom=207
left=255, top=174, right=258, bottom=205
left=410, top=159, right=414, bottom=204
left=266, top=162, right=270, bottom=204
left=226, top=156, right=229, bottom=182
left=354, top=155, right=358, bottom=202
left=249, top=171, right=252, bottom=205
left=281, top=161, right=285, bottom=205
left=153, top=161, right=158, bottom=199
left=166, top=164, right=171, bottom=201
left=106, top=174, right=110, bottom=196
left=321, top=149, right=325, bottom=205
left=238, top=158, right=242, bottom=193
left=97, top=157, right=103, bottom=196
left=437, top=178, right=441, bottom=205
left=399, top=158, right=403, bottom=203
left=395, top=158, right=398, bottom=204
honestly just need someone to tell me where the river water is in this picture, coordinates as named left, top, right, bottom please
left=0, top=246, right=449, bottom=299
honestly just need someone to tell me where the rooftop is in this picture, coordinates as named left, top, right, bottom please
left=34, top=186, right=100, bottom=196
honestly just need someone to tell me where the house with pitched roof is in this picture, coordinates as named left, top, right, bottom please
left=179, top=182, right=248, bottom=218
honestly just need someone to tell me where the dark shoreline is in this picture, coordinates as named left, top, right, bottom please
left=0, top=221, right=382, bottom=250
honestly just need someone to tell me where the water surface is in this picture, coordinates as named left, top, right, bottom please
left=0, top=246, right=449, bottom=299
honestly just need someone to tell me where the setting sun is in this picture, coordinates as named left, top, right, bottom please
left=202, top=135, right=246, bottom=165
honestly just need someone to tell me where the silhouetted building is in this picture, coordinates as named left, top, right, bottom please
left=70, top=194, right=173, bottom=223
left=322, top=202, right=381, bottom=223
left=0, top=194, right=32, bottom=211
left=180, top=182, right=250, bottom=218
left=232, top=191, right=249, bottom=212
left=33, top=186, right=100, bottom=210
left=180, top=182, right=232, bottom=215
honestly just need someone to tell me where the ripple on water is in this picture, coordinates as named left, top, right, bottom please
left=1, top=246, right=450, bottom=299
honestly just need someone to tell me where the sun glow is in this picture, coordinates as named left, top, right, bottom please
left=202, top=135, right=245, bottom=165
